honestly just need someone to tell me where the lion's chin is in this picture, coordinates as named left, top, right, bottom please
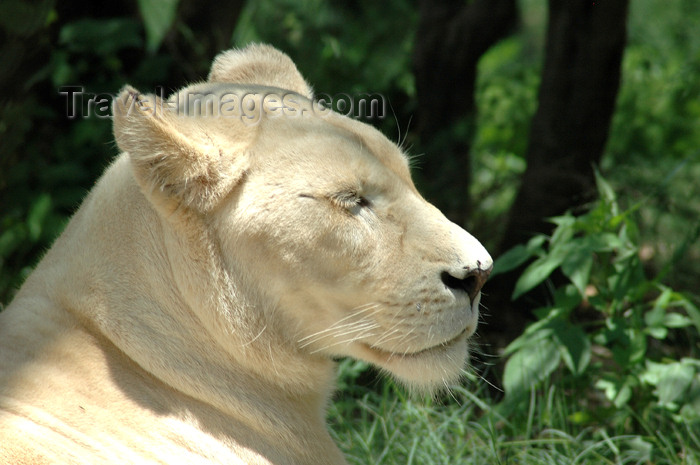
left=352, top=330, right=471, bottom=393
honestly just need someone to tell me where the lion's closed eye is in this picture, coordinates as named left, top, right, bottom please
left=330, top=190, right=371, bottom=211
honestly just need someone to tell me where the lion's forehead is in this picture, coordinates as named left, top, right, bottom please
left=326, top=115, right=413, bottom=186
left=172, top=82, right=413, bottom=190
left=251, top=113, right=414, bottom=194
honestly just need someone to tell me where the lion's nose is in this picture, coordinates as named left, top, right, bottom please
left=441, top=265, right=492, bottom=302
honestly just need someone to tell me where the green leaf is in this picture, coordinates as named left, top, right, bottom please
left=614, top=379, right=634, bottom=408
left=641, top=360, right=695, bottom=409
left=644, top=304, right=665, bottom=327
left=137, top=0, right=179, bottom=53
left=491, top=235, right=546, bottom=277
left=663, top=312, right=692, bottom=328
left=59, top=19, right=142, bottom=55
left=680, top=299, right=700, bottom=333
left=552, top=284, right=582, bottom=313
left=553, top=322, right=591, bottom=375
left=595, top=170, right=618, bottom=213
left=624, top=437, right=653, bottom=462
left=653, top=286, right=673, bottom=309
left=595, top=378, right=617, bottom=402
left=644, top=291, right=692, bottom=337
left=646, top=326, right=668, bottom=339
left=678, top=376, right=700, bottom=421
left=644, top=305, right=668, bottom=339
left=548, top=214, right=576, bottom=247
left=491, top=245, right=529, bottom=277
left=502, top=337, right=560, bottom=400
left=595, top=375, right=637, bottom=408
left=502, top=321, right=555, bottom=356
left=512, top=244, right=570, bottom=300
left=0, top=0, right=53, bottom=36
left=27, top=194, right=51, bottom=242
left=0, top=225, right=26, bottom=258
left=628, top=329, right=648, bottom=365
left=609, top=325, right=647, bottom=366
left=608, top=257, right=646, bottom=303
left=560, top=243, right=594, bottom=296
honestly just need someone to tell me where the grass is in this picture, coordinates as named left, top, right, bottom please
left=328, top=361, right=700, bottom=465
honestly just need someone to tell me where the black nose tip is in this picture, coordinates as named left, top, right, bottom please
left=441, top=266, right=491, bottom=302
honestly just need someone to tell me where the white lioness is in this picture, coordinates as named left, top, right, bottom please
left=0, top=44, right=492, bottom=464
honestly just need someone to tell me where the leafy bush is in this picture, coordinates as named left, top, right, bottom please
left=604, top=0, right=700, bottom=293
left=493, top=174, right=700, bottom=426
left=0, top=2, right=188, bottom=305
left=330, top=355, right=700, bottom=464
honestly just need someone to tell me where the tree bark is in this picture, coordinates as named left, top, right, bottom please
left=499, top=0, right=629, bottom=251
left=413, top=0, right=518, bottom=226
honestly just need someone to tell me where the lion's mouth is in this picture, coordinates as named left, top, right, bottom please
left=362, top=327, right=469, bottom=359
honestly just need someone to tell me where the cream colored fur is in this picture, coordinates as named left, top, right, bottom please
left=0, top=44, right=492, bottom=464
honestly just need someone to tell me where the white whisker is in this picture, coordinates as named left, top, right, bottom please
left=297, top=303, right=381, bottom=343
left=299, top=322, right=381, bottom=349
left=373, top=327, right=402, bottom=347
left=241, top=324, right=267, bottom=347
left=309, top=330, right=379, bottom=354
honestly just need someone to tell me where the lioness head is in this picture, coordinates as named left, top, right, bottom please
left=113, top=44, right=492, bottom=392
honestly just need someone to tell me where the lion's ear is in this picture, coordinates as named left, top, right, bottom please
left=112, top=85, right=251, bottom=212
left=208, top=44, right=313, bottom=99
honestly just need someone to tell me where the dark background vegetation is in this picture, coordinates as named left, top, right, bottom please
left=1, top=0, right=699, bottom=458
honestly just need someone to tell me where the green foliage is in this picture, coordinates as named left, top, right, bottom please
left=137, top=0, right=179, bottom=52
left=330, top=361, right=700, bottom=464
left=494, top=175, right=700, bottom=426
left=0, top=1, right=192, bottom=304
left=233, top=0, right=417, bottom=139
left=469, top=36, right=538, bottom=245
left=607, top=0, right=700, bottom=165
left=604, top=0, right=700, bottom=292
left=58, top=18, right=143, bottom=56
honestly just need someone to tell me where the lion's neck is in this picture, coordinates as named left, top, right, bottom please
left=23, top=155, right=344, bottom=463
left=1, top=294, right=344, bottom=464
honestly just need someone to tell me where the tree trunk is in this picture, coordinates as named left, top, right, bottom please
left=500, top=0, right=630, bottom=252
left=413, top=0, right=517, bottom=226
left=482, top=0, right=630, bottom=352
